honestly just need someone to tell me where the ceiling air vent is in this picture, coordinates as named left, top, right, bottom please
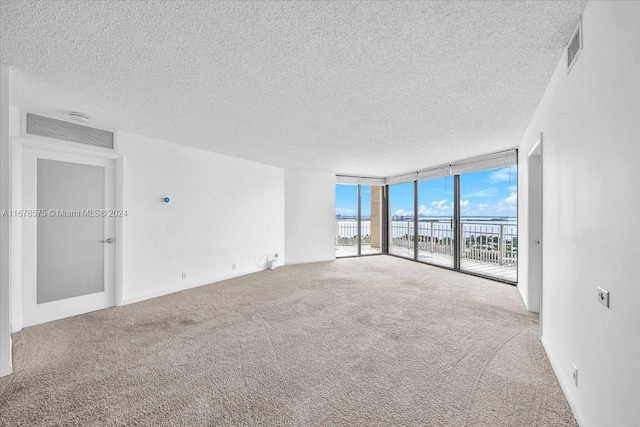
left=567, top=18, right=582, bottom=73
left=26, top=113, right=114, bottom=149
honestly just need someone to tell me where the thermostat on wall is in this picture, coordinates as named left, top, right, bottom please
left=163, top=196, right=171, bottom=204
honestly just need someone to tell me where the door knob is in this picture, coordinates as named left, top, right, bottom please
left=101, top=238, right=114, bottom=244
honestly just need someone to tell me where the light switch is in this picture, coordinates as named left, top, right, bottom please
left=597, top=287, right=609, bottom=308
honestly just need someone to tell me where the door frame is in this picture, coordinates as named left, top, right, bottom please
left=11, top=136, right=124, bottom=332
left=335, top=182, right=385, bottom=258
left=527, top=133, right=543, bottom=317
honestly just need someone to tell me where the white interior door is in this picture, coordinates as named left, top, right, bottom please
left=22, top=147, right=115, bottom=327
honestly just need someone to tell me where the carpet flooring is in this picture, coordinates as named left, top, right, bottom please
left=0, top=256, right=576, bottom=426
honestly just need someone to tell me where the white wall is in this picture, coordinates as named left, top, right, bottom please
left=0, top=65, right=13, bottom=376
left=517, top=2, right=640, bottom=425
left=117, top=131, right=285, bottom=303
left=284, top=170, right=335, bottom=264
left=6, top=112, right=286, bottom=329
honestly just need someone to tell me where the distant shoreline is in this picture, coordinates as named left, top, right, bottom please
left=336, top=217, right=517, bottom=222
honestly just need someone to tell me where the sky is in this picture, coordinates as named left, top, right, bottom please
left=335, top=166, right=517, bottom=219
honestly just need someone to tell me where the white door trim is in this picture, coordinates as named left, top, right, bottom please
left=527, top=133, right=543, bottom=320
left=0, top=64, right=12, bottom=377
left=10, top=136, right=124, bottom=332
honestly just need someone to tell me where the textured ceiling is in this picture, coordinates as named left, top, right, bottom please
left=1, top=0, right=586, bottom=176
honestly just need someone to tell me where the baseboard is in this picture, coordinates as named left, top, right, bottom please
left=285, top=258, right=335, bottom=265
left=541, top=336, right=586, bottom=427
left=121, top=268, right=267, bottom=306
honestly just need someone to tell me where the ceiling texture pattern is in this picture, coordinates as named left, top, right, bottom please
left=1, top=1, right=587, bottom=176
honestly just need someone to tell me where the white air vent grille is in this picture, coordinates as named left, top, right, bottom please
left=567, top=19, right=582, bottom=72
left=26, top=113, right=114, bottom=149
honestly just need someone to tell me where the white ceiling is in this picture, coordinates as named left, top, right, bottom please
left=1, top=1, right=586, bottom=177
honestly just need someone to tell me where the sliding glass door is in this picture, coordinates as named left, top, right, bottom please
left=385, top=151, right=518, bottom=283
left=335, top=183, right=383, bottom=258
left=337, top=151, right=517, bottom=283
left=360, top=185, right=383, bottom=255
left=416, top=176, right=454, bottom=268
left=335, top=184, right=358, bottom=257
left=459, top=165, right=518, bottom=282
left=389, top=182, right=414, bottom=258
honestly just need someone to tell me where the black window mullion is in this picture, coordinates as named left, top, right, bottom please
left=414, top=179, right=419, bottom=261
left=382, top=185, right=389, bottom=254
left=453, top=175, right=461, bottom=270
left=357, top=184, right=362, bottom=257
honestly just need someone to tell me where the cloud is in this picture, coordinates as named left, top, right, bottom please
left=336, top=207, right=356, bottom=216
left=462, top=188, right=498, bottom=198
left=394, top=209, right=413, bottom=216
left=417, top=200, right=454, bottom=216
left=394, top=195, right=513, bottom=218
left=417, top=205, right=436, bottom=216
left=474, top=192, right=517, bottom=215
left=489, top=167, right=516, bottom=184
left=431, top=199, right=448, bottom=209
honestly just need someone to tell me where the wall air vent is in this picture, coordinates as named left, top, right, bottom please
left=26, top=113, right=114, bottom=149
left=567, top=18, right=583, bottom=73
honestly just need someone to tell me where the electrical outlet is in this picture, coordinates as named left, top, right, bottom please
left=572, top=364, right=578, bottom=387
left=232, top=263, right=237, bottom=270
left=274, top=253, right=279, bottom=258
left=597, top=287, right=609, bottom=308
left=181, top=272, right=187, bottom=280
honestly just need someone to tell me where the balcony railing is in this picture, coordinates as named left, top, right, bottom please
left=334, top=221, right=371, bottom=247
left=336, top=220, right=517, bottom=281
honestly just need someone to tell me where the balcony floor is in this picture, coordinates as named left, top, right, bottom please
left=341, top=245, right=517, bottom=283
left=420, top=250, right=517, bottom=283
left=336, top=244, right=382, bottom=257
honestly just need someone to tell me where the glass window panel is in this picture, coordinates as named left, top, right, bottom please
left=417, top=176, right=454, bottom=268
left=361, top=185, right=382, bottom=255
left=459, top=165, right=518, bottom=282
left=389, top=182, right=415, bottom=259
left=335, top=184, right=358, bottom=257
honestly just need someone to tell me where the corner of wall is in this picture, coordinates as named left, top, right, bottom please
left=540, top=336, right=586, bottom=427
left=284, top=170, right=336, bottom=265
